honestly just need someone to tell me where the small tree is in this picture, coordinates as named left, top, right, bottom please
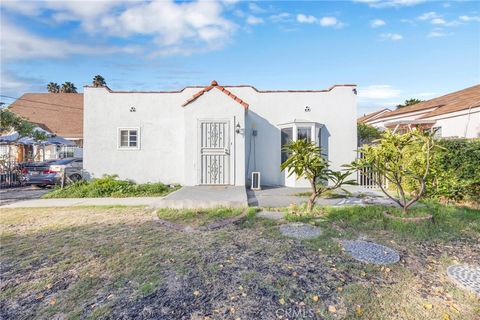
left=47, top=82, right=60, bottom=93
left=396, top=98, right=423, bottom=109
left=357, top=123, right=382, bottom=146
left=60, top=82, right=77, bottom=93
left=350, top=129, right=438, bottom=214
left=1, top=109, right=46, bottom=140
left=92, top=75, right=106, bottom=87
left=0, top=109, right=48, bottom=169
left=281, top=140, right=356, bottom=212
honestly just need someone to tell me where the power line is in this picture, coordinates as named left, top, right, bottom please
left=1, top=100, right=81, bottom=114
left=0, top=94, right=83, bottom=111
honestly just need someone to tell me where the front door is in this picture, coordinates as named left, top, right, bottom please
left=199, top=120, right=230, bottom=185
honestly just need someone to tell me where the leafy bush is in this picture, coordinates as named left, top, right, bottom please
left=43, top=175, right=179, bottom=198
left=351, top=130, right=439, bottom=214
left=428, top=138, right=480, bottom=202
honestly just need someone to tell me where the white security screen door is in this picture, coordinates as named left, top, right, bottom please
left=199, top=121, right=230, bottom=185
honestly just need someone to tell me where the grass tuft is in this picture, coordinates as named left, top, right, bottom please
left=156, top=207, right=245, bottom=227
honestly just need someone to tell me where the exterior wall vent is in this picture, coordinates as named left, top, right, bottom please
left=251, top=172, right=261, bottom=190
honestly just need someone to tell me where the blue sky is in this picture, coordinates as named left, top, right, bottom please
left=1, top=0, right=479, bottom=115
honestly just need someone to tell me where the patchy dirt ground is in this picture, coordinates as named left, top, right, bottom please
left=1, top=207, right=479, bottom=319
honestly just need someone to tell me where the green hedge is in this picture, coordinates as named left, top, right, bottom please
left=43, top=175, right=180, bottom=198
left=428, top=138, right=480, bottom=202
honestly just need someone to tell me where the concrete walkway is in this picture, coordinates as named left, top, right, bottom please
left=1, top=186, right=248, bottom=209
left=1, top=185, right=388, bottom=209
left=247, top=185, right=389, bottom=208
left=152, top=186, right=247, bottom=209
left=0, top=196, right=161, bottom=208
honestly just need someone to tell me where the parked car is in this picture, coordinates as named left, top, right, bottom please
left=23, top=158, right=83, bottom=188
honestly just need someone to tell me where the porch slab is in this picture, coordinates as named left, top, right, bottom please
left=247, top=185, right=388, bottom=208
left=151, top=186, right=248, bottom=209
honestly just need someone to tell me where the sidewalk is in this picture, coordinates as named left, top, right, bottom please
left=1, top=197, right=161, bottom=208
left=1, top=186, right=249, bottom=209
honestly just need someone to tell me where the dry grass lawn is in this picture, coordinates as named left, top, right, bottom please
left=1, top=206, right=479, bottom=319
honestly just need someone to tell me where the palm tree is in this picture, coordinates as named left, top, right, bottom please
left=60, top=82, right=77, bottom=93
left=47, top=82, right=60, bottom=93
left=92, top=75, right=106, bottom=87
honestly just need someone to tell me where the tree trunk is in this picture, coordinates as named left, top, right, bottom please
left=308, top=178, right=318, bottom=212
left=307, top=193, right=318, bottom=212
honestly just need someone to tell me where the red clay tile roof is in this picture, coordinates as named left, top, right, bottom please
left=8, top=93, right=83, bottom=139
left=357, top=108, right=391, bottom=123
left=373, top=84, right=480, bottom=121
left=182, top=80, right=249, bottom=109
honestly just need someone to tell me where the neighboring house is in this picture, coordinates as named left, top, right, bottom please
left=359, top=84, right=480, bottom=138
left=84, top=81, right=357, bottom=187
left=7, top=93, right=84, bottom=160
left=357, top=108, right=391, bottom=124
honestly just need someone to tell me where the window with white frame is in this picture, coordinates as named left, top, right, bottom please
left=281, top=127, right=293, bottom=163
left=297, top=127, right=312, bottom=141
left=118, top=128, right=139, bottom=149
left=280, top=121, right=323, bottom=163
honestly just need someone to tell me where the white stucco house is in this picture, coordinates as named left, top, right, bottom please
left=358, top=84, right=480, bottom=138
left=83, top=81, right=357, bottom=187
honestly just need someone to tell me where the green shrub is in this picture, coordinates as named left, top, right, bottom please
left=43, top=175, right=179, bottom=198
left=428, top=139, right=480, bottom=202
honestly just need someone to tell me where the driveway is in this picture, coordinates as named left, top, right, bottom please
left=0, top=186, right=51, bottom=206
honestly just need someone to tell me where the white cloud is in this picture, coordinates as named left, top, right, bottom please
left=370, top=19, right=386, bottom=27
left=297, top=14, right=344, bottom=28
left=354, top=0, right=426, bottom=8
left=358, top=85, right=402, bottom=100
left=1, top=0, right=123, bottom=33
left=246, top=15, right=264, bottom=25
left=100, top=1, right=235, bottom=46
left=418, top=12, right=460, bottom=27
left=297, top=14, right=317, bottom=24
left=248, top=2, right=265, bottom=14
left=459, top=15, right=480, bottom=22
left=431, top=18, right=447, bottom=25
left=427, top=30, right=451, bottom=38
left=270, top=12, right=291, bottom=23
left=319, top=16, right=339, bottom=27
left=0, top=20, right=139, bottom=61
left=418, top=12, right=440, bottom=20
left=1, top=0, right=238, bottom=57
left=380, top=33, right=403, bottom=41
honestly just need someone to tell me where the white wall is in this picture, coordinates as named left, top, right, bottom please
left=228, top=86, right=357, bottom=186
left=426, top=107, right=480, bottom=138
left=84, top=87, right=187, bottom=184
left=367, top=106, right=480, bottom=139
left=84, top=85, right=357, bottom=187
